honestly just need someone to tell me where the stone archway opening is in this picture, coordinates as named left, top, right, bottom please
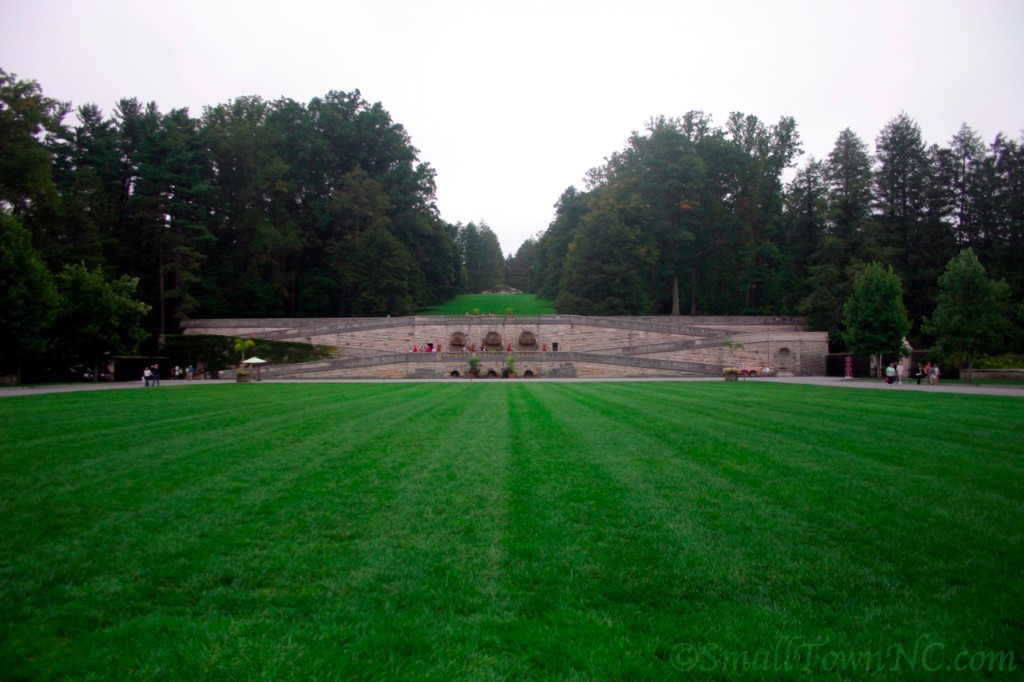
left=449, top=332, right=467, bottom=351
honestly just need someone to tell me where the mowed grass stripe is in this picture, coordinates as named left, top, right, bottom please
left=1, top=382, right=1022, bottom=680
left=501, top=383, right=685, bottom=678
left=310, top=383, right=519, bottom=680
left=549, top=382, right=1024, bottom=654
left=2, top=384, right=506, bottom=678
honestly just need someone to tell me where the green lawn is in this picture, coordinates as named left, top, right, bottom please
left=1, top=382, right=1021, bottom=680
left=419, top=293, right=556, bottom=316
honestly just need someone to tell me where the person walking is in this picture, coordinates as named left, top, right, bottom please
left=896, top=362, right=905, bottom=385
left=885, top=363, right=896, bottom=385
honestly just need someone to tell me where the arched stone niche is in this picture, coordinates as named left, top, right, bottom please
left=483, top=331, right=502, bottom=350
left=518, top=331, right=538, bottom=350
left=450, top=331, right=467, bottom=350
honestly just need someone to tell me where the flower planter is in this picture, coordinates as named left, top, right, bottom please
left=724, top=372, right=739, bottom=382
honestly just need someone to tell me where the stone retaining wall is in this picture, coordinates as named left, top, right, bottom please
left=186, top=315, right=828, bottom=378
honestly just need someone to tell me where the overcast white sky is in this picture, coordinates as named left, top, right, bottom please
left=2, top=0, right=1022, bottom=255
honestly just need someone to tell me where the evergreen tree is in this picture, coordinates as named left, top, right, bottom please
left=556, top=206, right=657, bottom=315
left=875, top=113, right=955, bottom=332
left=506, top=238, right=537, bottom=293
left=534, top=187, right=587, bottom=301
left=460, top=222, right=504, bottom=292
left=947, top=123, right=986, bottom=247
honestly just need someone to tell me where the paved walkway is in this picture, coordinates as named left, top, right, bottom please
left=3, top=376, right=1024, bottom=398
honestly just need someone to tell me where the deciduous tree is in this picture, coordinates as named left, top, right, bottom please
left=842, top=262, right=910, bottom=375
left=51, top=263, right=150, bottom=376
left=923, top=249, right=1014, bottom=381
left=0, top=214, right=58, bottom=377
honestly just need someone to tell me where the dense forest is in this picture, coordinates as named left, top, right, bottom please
left=2, top=68, right=1022, bottom=370
left=0, top=70, right=507, bottom=361
left=509, top=113, right=1023, bottom=350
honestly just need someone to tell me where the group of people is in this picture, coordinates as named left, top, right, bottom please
left=142, top=364, right=161, bottom=386
left=884, top=361, right=941, bottom=385
left=143, top=364, right=199, bottom=385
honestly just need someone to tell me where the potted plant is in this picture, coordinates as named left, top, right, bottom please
left=723, top=340, right=744, bottom=381
left=233, top=338, right=255, bottom=367
left=236, top=370, right=253, bottom=383
left=467, top=356, right=481, bottom=378
left=503, top=355, right=517, bottom=378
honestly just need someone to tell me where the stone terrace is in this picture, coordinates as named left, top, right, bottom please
left=182, top=315, right=828, bottom=379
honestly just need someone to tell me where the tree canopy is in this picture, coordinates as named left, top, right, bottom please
left=842, top=262, right=910, bottom=368
left=4, top=67, right=1024, bottom=375
left=519, top=111, right=1023, bottom=355
left=923, top=249, right=1015, bottom=380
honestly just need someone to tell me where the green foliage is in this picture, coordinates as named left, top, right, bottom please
left=0, top=214, right=58, bottom=373
left=1, top=383, right=1021, bottom=679
left=0, top=69, right=65, bottom=214
left=9, top=68, right=1024, bottom=358
left=555, top=208, right=657, bottom=315
left=722, top=340, right=744, bottom=367
left=232, top=337, right=255, bottom=365
left=975, top=354, right=1024, bottom=369
left=842, top=262, right=910, bottom=359
left=52, top=263, right=150, bottom=368
left=923, top=249, right=1014, bottom=379
left=343, top=224, right=417, bottom=316
left=459, top=221, right=505, bottom=293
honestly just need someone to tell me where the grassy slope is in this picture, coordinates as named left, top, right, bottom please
left=419, top=294, right=556, bottom=316
left=0, top=383, right=1021, bottom=680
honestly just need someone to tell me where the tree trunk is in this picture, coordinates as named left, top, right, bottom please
left=671, top=273, right=680, bottom=316
left=690, top=268, right=698, bottom=315
left=157, top=244, right=166, bottom=339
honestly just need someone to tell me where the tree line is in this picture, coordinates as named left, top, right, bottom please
left=1, top=69, right=507, bottom=375
left=2, top=67, right=1021, bottom=377
left=508, top=112, right=1023, bottom=352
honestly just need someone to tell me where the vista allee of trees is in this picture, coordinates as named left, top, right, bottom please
left=2, top=68, right=1022, bottom=377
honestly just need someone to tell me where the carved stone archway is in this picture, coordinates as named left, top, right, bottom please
left=518, top=331, right=538, bottom=350
left=449, top=331, right=467, bottom=350
left=483, top=331, right=502, bottom=351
